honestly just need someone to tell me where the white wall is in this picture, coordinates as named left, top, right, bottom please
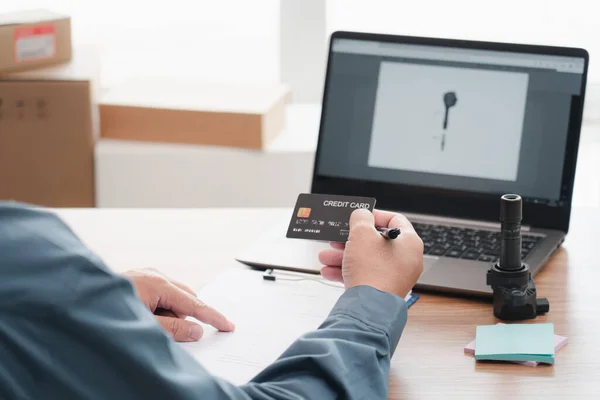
left=3, top=1, right=598, bottom=207
left=328, top=0, right=600, bottom=81
left=0, top=0, right=281, bottom=90
left=3, top=0, right=598, bottom=94
left=327, top=0, right=600, bottom=121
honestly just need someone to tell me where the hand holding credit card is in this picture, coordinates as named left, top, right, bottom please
left=291, top=192, right=424, bottom=299
left=286, top=193, right=399, bottom=242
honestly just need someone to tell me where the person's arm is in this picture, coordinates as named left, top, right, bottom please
left=0, top=202, right=418, bottom=400
left=243, top=287, right=406, bottom=399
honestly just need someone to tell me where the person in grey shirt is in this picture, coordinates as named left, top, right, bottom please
left=0, top=201, right=424, bottom=400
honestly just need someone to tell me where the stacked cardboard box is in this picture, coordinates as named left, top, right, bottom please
left=0, top=9, right=71, bottom=74
left=99, top=79, right=291, bottom=150
left=0, top=10, right=98, bottom=207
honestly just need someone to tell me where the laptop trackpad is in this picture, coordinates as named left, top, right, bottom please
left=419, top=257, right=492, bottom=294
left=422, top=256, right=438, bottom=274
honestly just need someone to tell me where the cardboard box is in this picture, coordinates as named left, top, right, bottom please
left=0, top=9, right=71, bottom=75
left=99, top=80, right=290, bottom=150
left=95, top=105, right=320, bottom=208
left=0, top=47, right=99, bottom=207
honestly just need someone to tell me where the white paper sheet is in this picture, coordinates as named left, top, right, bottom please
left=181, top=267, right=411, bottom=385
left=180, top=267, right=345, bottom=384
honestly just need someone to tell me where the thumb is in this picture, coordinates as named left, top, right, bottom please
left=348, top=208, right=376, bottom=240
left=156, top=315, right=204, bottom=342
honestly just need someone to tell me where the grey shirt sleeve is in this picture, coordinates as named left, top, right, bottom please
left=0, top=202, right=408, bottom=400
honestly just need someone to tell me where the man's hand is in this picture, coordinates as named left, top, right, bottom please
left=124, top=268, right=235, bottom=342
left=318, top=209, right=424, bottom=298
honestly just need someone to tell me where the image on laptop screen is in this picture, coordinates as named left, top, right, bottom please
left=316, top=37, right=586, bottom=207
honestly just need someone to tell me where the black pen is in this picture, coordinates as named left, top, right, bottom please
left=376, top=226, right=401, bottom=239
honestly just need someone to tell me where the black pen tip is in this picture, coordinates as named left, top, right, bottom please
left=388, top=228, right=400, bottom=239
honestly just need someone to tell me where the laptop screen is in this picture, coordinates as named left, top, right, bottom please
left=313, top=35, right=587, bottom=225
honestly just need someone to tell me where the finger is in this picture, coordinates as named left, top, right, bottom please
left=320, top=266, right=344, bottom=283
left=146, top=268, right=197, bottom=297
left=330, top=242, right=345, bottom=250
left=373, top=209, right=417, bottom=234
left=155, top=308, right=178, bottom=318
left=169, top=280, right=196, bottom=297
left=156, top=315, right=204, bottom=342
left=318, top=248, right=344, bottom=267
left=348, top=208, right=376, bottom=240
left=155, top=308, right=188, bottom=320
left=159, top=284, right=235, bottom=332
left=150, top=271, right=199, bottom=314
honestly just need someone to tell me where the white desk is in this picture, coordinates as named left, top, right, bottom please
left=55, top=208, right=291, bottom=286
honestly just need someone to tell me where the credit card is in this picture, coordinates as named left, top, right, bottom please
left=286, top=193, right=376, bottom=242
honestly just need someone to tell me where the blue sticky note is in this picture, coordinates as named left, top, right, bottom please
left=475, top=323, right=555, bottom=364
left=406, top=293, right=419, bottom=308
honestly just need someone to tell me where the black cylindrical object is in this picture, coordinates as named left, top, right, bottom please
left=487, top=193, right=549, bottom=320
left=499, top=194, right=522, bottom=270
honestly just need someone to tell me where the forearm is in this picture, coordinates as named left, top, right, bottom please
left=239, top=287, right=407, bottom=399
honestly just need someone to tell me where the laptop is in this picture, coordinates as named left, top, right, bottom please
left=236, top=31, right=589, bottom=296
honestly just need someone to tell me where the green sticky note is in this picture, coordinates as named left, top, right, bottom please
left=474, top=323, right=555, bottom=364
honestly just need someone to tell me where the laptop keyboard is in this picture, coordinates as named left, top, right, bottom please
left=412, top=223, right=543, bottom=263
